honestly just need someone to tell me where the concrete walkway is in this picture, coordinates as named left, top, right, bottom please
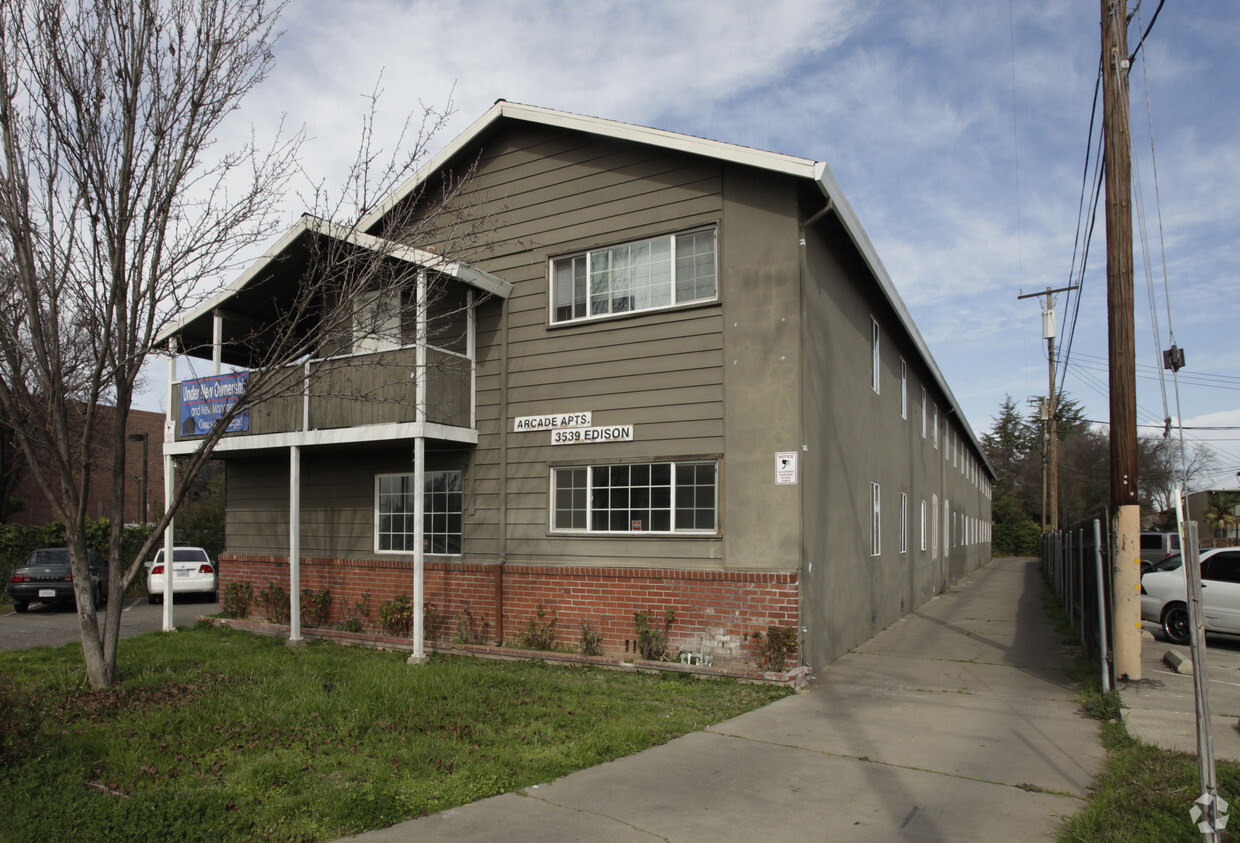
left=342, top=556, right=1104, bottom=842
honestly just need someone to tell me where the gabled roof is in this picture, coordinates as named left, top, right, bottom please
left=154, top=215, right=512, bottom=364
left=360, top=101, right=990, bottom=473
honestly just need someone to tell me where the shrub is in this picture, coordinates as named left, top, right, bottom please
left=516, top=605, right=557, bottom=651
left=579, top=621, right=602, bottom=656
left=452, top=608, right=489, bottom=645
left=335, top=593, right=370, bottom=633
left=423, top=602, right=442, bottom=642
left=378, top=593, right=413, bottom=637
left=747, top=625, right=797, bottom=672
left=219, top=581, right=253, bottom=619
left=256, top=583, right=290, bottom=624
left=300, top=588, right=331, bottom=629
left=634, top=609, right=675, bottom=661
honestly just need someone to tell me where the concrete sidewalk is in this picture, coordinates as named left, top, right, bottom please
left=342, top=556, right=1103, bottom=842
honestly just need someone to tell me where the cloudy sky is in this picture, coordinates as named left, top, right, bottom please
left=146, top=0, right=1240, bottom=491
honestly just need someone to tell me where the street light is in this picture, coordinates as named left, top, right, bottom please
left=128, top=432, right=148, bottom=524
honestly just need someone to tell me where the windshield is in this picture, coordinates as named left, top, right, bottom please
left=1149, top=554, right=1183, bottom=573
left=154, top=548, right=209, bottom=564
left=25, top=549, right=70, bottom=566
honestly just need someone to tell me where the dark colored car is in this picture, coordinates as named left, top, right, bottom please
left=7, top=548, right=108, bottom=613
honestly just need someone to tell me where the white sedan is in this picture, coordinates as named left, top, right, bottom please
left=1140, top=546, right=1240, bottom=644
left=146, top=547, right=218, bottom=603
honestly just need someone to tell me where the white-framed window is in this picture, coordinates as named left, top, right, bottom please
left=933, top=405, right=939, bottom=449
left=354, top=289, right=404, bottom=354
left=870, top=482, right=881, bottom=556
left=551, top=461, right=718, bottom=534
left=375, top=470, right=462, bottom=554
left=871, top=318, right=880, bottom=394
left=943, top=499, right=951, bottom=558
left=932, top=494, right=939, bottom=558
left=899, top=492, right=908, bottom=553
left=900, top=359, right=907, bottom=419
left=920, top=499, right=927, bottom=551
left=550, top=228, right=717, bottom=325
left=921, top=388, right=927, bottom=438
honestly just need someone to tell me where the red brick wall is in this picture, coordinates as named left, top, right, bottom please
left=219, top=554, right=799, bottom=670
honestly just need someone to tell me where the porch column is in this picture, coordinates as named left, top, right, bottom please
left=211, top=310, right=223, bottom=375
left=162, top=340, right=177, bottom=632
left=409, top=268, right=429, bottom=664
left=288, top=444, right=303, bottom=645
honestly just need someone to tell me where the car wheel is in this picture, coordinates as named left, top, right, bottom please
left=12, top=600, right=27, bottom=613
left=1162, top=603, right=1190, bottom=645
left=147, top=593, right=159, bottom=604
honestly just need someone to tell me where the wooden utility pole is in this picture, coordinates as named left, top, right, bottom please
left=1102, top=0, right=1141, bottom=680
left=1018, top=285, right=1077, bottom=532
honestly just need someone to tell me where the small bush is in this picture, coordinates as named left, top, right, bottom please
left=453, top=608, right=489, bottom=645
left=747, top=625, right=797, bottom=671
left=335, top=593, right=370, bottom=633
left=256, top=583, right=290, bottom=624
left=516, top=605, right=557, bottom=651
left=423, top=602, right=442, bottom=642
left=579, top=621, right=602, bottom=656
left=219, top=581, right=253, bottom=619
left=0, top=675, right=37, bottom=764
left=634, top=609, right=674, bottom=661
left=378, top=593, right=413, bottom=637
left=300, top=588, right=331, bottom=629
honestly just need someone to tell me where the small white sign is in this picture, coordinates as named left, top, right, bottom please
left=775, top=451, right=798, bottom=485
left=513, top=412, right=592, bottom=432
left=551, top=425, right=635, bottom=445
left=164, top=420, right=175, bottom=444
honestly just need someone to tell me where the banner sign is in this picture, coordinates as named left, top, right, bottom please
left=180, top=372, right=249, bottom=437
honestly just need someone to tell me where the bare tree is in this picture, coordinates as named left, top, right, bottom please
left=0, top=1, right=497, bottom=688
left=0, top=0, right=301, bottom=687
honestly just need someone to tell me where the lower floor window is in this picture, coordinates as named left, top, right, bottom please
left=552, top=461, right=718, bottom=534
left=376, top=470, right=462, bottom=554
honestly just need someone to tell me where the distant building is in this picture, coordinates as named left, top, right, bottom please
left=9, top=406, right=164, bottom=526
left=158, top=103, right=994, bottom=671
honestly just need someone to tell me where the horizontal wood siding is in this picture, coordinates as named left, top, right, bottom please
left=456, top=124, right=726, bottom=569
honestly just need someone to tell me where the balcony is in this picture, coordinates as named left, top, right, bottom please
left=170, top=345, right=472, bottom=445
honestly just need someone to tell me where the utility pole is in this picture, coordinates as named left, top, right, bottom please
left=1102, top=0, right=1141, bottom=681
left=1018, top=284, right=1077, bottom=532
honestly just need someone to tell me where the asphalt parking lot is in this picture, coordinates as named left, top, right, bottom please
left=0, top=594, right=219, bottom=651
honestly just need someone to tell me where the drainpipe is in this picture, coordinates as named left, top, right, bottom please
left=495, top=293, right=510, bottom=644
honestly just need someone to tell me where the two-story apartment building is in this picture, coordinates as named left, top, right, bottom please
left=158, top=102, right=993, bottom=672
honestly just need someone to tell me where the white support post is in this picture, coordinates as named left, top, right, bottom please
left=162, top=341, right=177, bottom=632
left=212, top=310, right=223, bottom=375
left=409, top=269, right=429, bottom=664
left=288, top=445, right=303, bottom=645
left=467, top=289, right=476, bottom=428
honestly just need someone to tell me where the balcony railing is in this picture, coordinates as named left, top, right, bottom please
left=171, top=346, right=472, bottom=443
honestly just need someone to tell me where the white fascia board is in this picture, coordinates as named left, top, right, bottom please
left=155, top=216, right=511, bottom=349
left=304, top=218, right=512, bottom=299
left=358, top=101, right=819, bottom=232
left=155, top=216, right=320, bottom=348
left=161, top=421, right=478, bottom=457
left=812, top=162, right=993, bottom=477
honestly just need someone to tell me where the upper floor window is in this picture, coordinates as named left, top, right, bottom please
left=550, top=228, right=717, bottom=324
left=870, top=318, right=880, bottom=394
left=900, top=359, right=907, bottom=419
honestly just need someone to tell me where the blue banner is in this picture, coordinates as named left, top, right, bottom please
left=179, top=372, right=249, bottom=437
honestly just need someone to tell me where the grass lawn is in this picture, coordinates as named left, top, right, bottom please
left=0, top=622, right=791, bottom=841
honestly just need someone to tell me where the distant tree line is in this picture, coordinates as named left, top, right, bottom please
left=981, top=394, right=1216, bottom=555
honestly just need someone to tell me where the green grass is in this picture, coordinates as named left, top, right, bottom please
left=0, top=622, right=790, bottom=841
left=1059, top=720, right=1240, bottom=841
